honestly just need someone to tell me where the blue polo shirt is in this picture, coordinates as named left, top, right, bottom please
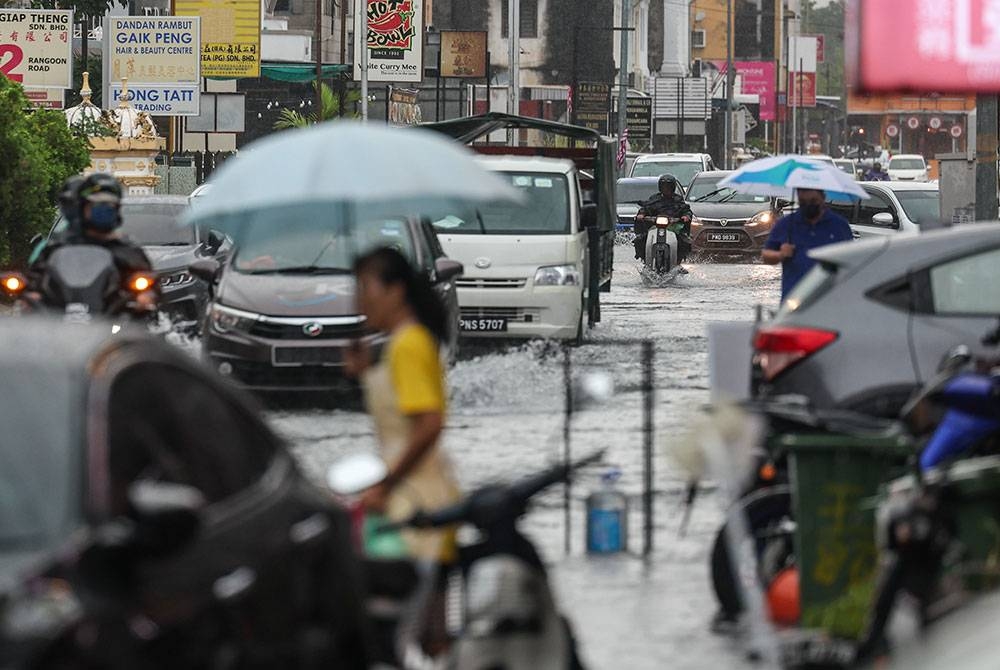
left=765, top=208, right=853, bottom=299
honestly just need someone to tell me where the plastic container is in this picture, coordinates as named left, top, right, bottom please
left=587, top=469, right=628, bottom=554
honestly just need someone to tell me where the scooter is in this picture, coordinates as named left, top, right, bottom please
left=641, top=215, right=688, bottom=275
left=329, top=452, right=600, bottom=670
left=1, top=245, right=158, bottom=328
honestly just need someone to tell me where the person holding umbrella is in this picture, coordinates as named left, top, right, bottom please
left=761, top=188, right=854, bottom=299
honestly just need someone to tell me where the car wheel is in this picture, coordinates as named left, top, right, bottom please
left=572, top=296, right=585, bottom=347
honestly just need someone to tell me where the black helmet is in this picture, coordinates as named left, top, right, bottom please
left=658, top=174, right=679, bottom=192
left=76, top=173, right=123, bottom=233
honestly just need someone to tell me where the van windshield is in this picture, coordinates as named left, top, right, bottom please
left=630, top=161, right=703, bottom=186
left=889, top=158, right=925, bottom=170
left=432, top=172, right=570, bottom=235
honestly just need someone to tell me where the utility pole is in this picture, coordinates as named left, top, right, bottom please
left=725, top=0, right=735, bottom=168
left=975, top=94, right=999, bottom=221
left=617, top=0, right=629, bottom=169
left=509, top=0, right=520, bottom=114
left=314, top=0, right=322, bottom=117
left=361, top=0, right=369, bottom=121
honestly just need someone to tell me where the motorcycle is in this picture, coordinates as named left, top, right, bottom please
left=640, top=215, right=688, bottom=275
left=2, top=245, right=158, bottom=328
left=328, top=451, right=600, bottom=669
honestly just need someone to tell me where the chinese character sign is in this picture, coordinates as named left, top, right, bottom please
left=440, top=31, right=486, bottom=78
left=0, top=10, right=73, bottom=89
left=174, top=0, right=259, bottom=78
left=851, top=0, right=1000, bottom=91
left=354, top=0, right=424, bottom=83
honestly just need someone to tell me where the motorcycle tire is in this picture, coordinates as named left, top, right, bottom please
left=710, top=486, right=793, bottom=620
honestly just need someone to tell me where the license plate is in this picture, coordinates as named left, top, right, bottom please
left=459, top=318, right=508, bottom=332
left=273, top=347, right=341, bottom=366
left=707, top=232, right=741, bottom=242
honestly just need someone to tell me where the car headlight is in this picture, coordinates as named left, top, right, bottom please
left=210, top=304, right=258, bottom=334
left=534, top=264, right=581, bottom=287
left=746, top=210, right=775, bottom=229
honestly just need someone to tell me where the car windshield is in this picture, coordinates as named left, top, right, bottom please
left=232, top=205, right=416, bottom=273
left=617, top=181, right=658, bottom=205
left=835, top=162, right=854, bottom=174
left=0, top=365, right=80, bottom=552
left=895, top=190, right=941, bottom=226
left=890, top=158, right=925, bottom=170
left=432, top=172, right=570, bottom=235
left=687, top=176, right=770, bottom=204
left=630, top=160, right=703, bottom=185
left=121, top=203, right=195, bottom=246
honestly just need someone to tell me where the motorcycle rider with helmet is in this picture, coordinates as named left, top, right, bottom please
left=634, top=174, right=694, bottom=264
left=26, top=173, right=158, bottom=312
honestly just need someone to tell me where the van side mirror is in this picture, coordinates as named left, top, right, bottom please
left=206, top=231, right=224, bottom=253
left=434, top=258, right=463, bottom=282
left=581, top=203, right=598, bottom=229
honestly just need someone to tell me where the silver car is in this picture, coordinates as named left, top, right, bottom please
left=754, top=224, right=1000, bottom=416
left=827, top=182, right=940, bottom=237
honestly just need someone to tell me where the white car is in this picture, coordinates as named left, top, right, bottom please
left=628, top=152, right=717, bottom=188
left=887, top=154, right=929, bottom=182
left=827, top=181, right=939, bottom=238
left=834, top=158, right=858, bottom=180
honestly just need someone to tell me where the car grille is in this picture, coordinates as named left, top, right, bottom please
left=160, top=271, right=195, bottom=289
left=273, top=346, right=342, bottom=366
left=698, top=218, right=749, bottom=227
left=460, top=306, right=541, bottom=323
left=248, top=321, right=368, bottom=340
left=226, top=360, right=356, bottom=390
left=455, top=278, right=527, bottom=289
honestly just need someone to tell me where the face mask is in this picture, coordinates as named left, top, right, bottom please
left=801, top=202, right=822, bottom=219
left=86, top=203, right=119, bottom=231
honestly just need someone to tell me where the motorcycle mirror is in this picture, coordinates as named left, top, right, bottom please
left=573, top=370, right=614, bottom=410
left=937, top=345, right=972, bottom=373
left=327, top=452, right=388, bottom=496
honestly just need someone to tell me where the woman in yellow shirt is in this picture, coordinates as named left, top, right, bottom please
left=344, top=247, right=461, bottom=562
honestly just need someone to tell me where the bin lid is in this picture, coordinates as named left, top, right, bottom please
left=778, top=423, right=913, bottom=452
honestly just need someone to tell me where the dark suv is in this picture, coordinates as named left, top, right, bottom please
left=201, top=216, right=462, bottom=392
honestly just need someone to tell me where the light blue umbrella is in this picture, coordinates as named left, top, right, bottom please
left=718, top=155, right=869, bottom=202
left=184, top=121, right=522, bottom=238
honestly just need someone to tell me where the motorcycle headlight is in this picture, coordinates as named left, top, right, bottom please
left=534, top=264, right=581, bottom=287
left=210, top=304, right=257, bottom=334
left=746, top=210, right=775, bottom=229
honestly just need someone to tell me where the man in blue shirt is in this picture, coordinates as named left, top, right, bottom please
left=762, top=188, right=854, bottom=299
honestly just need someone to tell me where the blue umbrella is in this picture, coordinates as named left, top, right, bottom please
left=184, top=121, right=522, bottom=240
left=718, top=155, right=869, bottom=202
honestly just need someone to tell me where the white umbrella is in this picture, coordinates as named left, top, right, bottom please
left=184, top=121, right=522, bottom=235
left=718, top=155, right=869, bottom=202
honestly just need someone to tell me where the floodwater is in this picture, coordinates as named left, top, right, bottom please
left=271, top=245, right=783, bottom=669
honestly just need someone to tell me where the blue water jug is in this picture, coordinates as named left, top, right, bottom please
left=586, top=469, right=628, bottom=553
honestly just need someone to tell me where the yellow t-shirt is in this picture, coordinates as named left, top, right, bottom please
left=387, top=323, right=446, bottom=416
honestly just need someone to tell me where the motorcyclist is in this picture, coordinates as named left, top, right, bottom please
left=634, top=174, right=694, bottom=263
left=27, top=173, right=158, bottom=312
left=863, top=162, right=890, bottom=181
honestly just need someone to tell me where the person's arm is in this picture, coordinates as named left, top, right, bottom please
left=383, top=412, right=444, bottom=490
left=761, top=219, right=792, bottom=264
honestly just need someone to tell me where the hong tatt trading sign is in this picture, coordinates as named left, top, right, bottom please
left=0, top=10, right=73, bottom=89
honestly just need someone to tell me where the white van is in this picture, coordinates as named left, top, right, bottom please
left=887, top=154, right=929, bottom=182
left=432, top=156, right=591, bottom=343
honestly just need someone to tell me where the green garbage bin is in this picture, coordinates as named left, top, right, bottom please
left=780, top=427, right=913, bottom=639
left=885, top=455, right=1000, bottom=593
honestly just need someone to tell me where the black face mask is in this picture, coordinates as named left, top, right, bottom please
left=801, top=202, right=823, bottom=219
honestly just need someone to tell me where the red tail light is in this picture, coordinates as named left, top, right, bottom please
left=753, top=326, right=838, bottom=382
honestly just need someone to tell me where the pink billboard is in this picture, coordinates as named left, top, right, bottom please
left=713, top=61, right=777, bottom=121
left=851, top=0, right=1000, bottom=92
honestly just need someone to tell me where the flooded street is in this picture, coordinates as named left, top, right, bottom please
left=272, top=245, right=782, bottom=669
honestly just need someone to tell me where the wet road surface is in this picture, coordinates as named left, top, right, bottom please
left=272, top=245, right=783, bottom=669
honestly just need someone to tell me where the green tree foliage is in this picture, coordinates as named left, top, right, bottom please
left=801, top=0, right=845, bottom=99
left=273, top=81, right=361, bottom=130
left=66, top=55, right=103, bottom=108
left=0, top=78, right=90, bottom=268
